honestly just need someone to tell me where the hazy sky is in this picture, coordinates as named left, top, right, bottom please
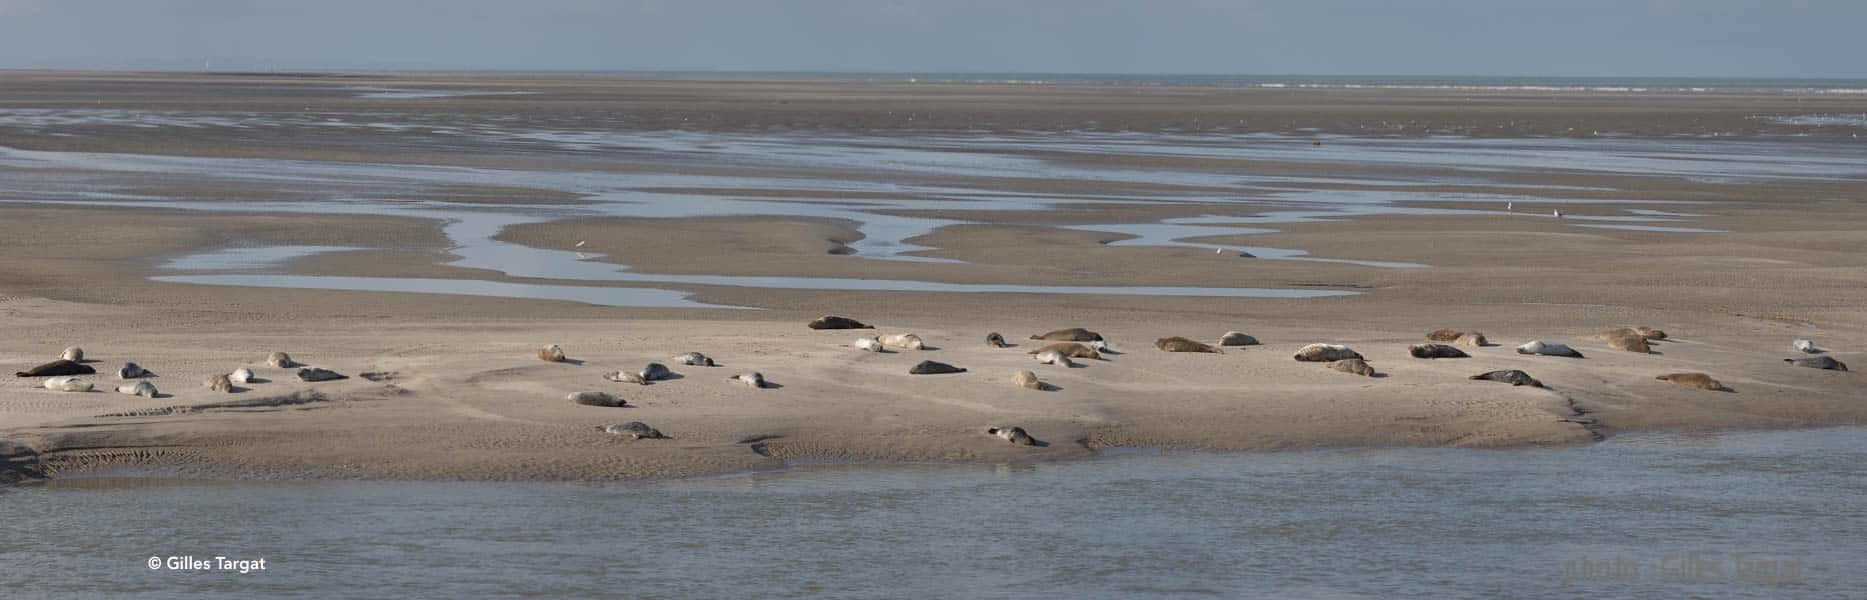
left=0, top=0, right=1861, bottom=77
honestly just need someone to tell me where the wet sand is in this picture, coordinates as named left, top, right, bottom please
left=2, top=72, right=1864, bottom=482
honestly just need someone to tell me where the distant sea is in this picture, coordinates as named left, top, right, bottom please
left=601, top=72, right=1867, bottom=94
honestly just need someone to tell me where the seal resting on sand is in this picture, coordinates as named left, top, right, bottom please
left=1293, top=344, right=1360, bottom=362
left=569, top=391, right=626, bottom=407
left=15, top=360, right=94, bottom=377
left=1517, top=340, right=1583, bottom=358
left=116, top=381, right=158, bottom=398
left=1470, top=370, right=1544, bottom=387
left=985, top=332, right=1008, bottom=348
left=1455, top=333, right=1489, bottom=347
left=1027, top=342, right=1100, bottom=359
left=1409, top=344, right=1470, bottom=359
left=908, top=360, right=966, bottom=375
left=229, top=367, right=256, bottom=384
left=1328, top=358, right=1377, bottom=376
left=639, top=363, right=673, bottom=382
left=1033, top=350, right=1075, bottom=368
left=1012, top=369, right=1050, bottom=390
left=1792, top=339, right=1819, bottom=354
left=117, top=362, right=149, bottom=379
left=879, top=333, right=926, bottom=350
left=729, top=372, right=768, bottom=388
left=1785, top=356, right=1848, bottom=371
left=267, top=352, right=296, bottom=368
left=1657, top=373, right=1727, bottom=391
left=60, top=347, right=83, bottom=362
left=808, top=315, right=872, bottom=330
left=42, top=377, right=93, bottom=392
left=672, top=352, right=715, bottom=367
left=1156, top=337, right=1223, bottom=353
left=599, top=421, right=665, bottom=439
left=1029, top=328, right=1102, bottom=342
left=1219, top=332, right=1260, bottom=346
left=1426, top=329, right=1466, bottom=342
left=986, top=426, right=1037, bottom=446
left=297, top=368, right=348, bottom=382
left=1428, top=330, right=1489, bottom=346
left=604, top=371, right=648, bottom=385
left=853, top=337, right=885, bottom=352
left=204, top=373, right=233, bottom=392
left=1602, top=333, right=1651, bottom=354
left=538, top=344, right=567, bottom=363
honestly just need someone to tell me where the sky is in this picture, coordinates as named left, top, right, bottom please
left=0, top=0, right=1862, bottom=78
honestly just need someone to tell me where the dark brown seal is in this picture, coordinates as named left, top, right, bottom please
left=1656, top=373, right=1727, bottom=391
left=1028, top=328, right=1103, bottom=342
left=1155, top=336, right=1222, bottom=353
left=1408, top=344, right=1470, bottom=359
left=1470, top=370, right=1544, bottom=387
left=808, top=315, right=873, bottom=330
left=908, top=360, right=967, bottom=375
left=15, top=360, right=95, bottom=377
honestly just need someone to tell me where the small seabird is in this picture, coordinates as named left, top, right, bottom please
left=574, top=240, right=587, bottom=248
left=1552, top=209, right=1563, bottom=218
left=1506, top=202, right=1513, bottom=212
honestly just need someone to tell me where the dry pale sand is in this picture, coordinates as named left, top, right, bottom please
left=2, top=73, right=1864, bottom=482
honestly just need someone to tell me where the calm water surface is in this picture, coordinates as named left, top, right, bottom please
left=4, top=427, right=1863, bottom=599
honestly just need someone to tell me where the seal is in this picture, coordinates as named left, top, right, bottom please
left=1088, top=340, right=1114, bottom=353
left=297, top=368, right=348, bottom=382
left=538, top=344, right=568, bottom=363
left=117, top=362, right=149, bottom=379
left=1792, top=339, right=1819, bottom=354
left=267, top=351, right=296, bottom=368
left=853, top=337, right=886, bottom=352
left=60, top=347, right=83, bottom=362
left=673, top=352, right=716, bottom=367
left=1517, top=340, right=1583, bottom=358
left=730, top=372, right=768, bottom=388
left=1656, top=372, right=1727, bottom=391
left=1219, top=332, right=1260, bottom=347
left=1327, top=358, right=1377, bottom=376
left=985, top=332, right=1009, bottom=348
left=604, top=370, right=649, bottom=385
left=1470, top=370, right=1544, bottom=387
left=1599, top=327, right=1666, bottom=342
left=1408, top=344, right=1469, bottom=359
left=1293, top=343, right=1361, bottom=362
left=1428, top=330, right=1488, bottom=346
left=1784, top=356, right=1848, bottom=372
left=1027, top=342, right=1100, bottom=360
left=229, top=367, right=256, bottom=384
left=1156, top=337, right=1223, bottom=353
left=598, top=421, right=665, bottom=439
left=1029, top=328, right=1103, bottom=342
left=985, top=426, right=1038, bottom=446
left=879, top=333, right=926, bottom=350
left=1033, top=350, right=1075, bottom=368
left=42, top=377, right=93, bottom=392
left=15, top=359, right=95, bottom=378
left=808, top=315, right=873, bottom=330
left=116, top=380, right=159, bottom=398
left=1012, top=369, right=1050, bottom=391
left=204, top=373, right=234, bottom=392
left=1602, top=333, right=1651, bottom=354
left=1426, top=329, right=1466, bottom=342
left=569, top=391, right=627, bottom=407
left=1456, top=333, right=1489, bottom=347
left=908, top=360, right=966, bottom=375
left=639, top=362, right=673, bottom=382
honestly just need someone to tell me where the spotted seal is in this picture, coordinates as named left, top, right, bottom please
left=1426, top=329, right=1466, bottom=342
left=1327, top=358, right=1377, bottom=376
left=1656, top=372, right=1727, bottom=391
left=538, top=344, right=568, bottom=363
left=297, top=368, right=348, bottom=382
left=1293, top=343, right=1361, bottom=362
left=117, top=381, right=159, bottom=398
left=853, top=337, right=886, bottom=352
left=1408, top=344, right=1469, bottom=359
left=15, top=360, right=94, bottom=378
left=204, top=373, right=234, bottom=392
left=60, top=347, right=84, bottom=362
left=1027, top=342, right=1100, bottom=359
left=598, top=421, right=665, bottom=439
left=1033, top=350, right=1075, bottom=368
left=1156, top=337, right=1223, bottom=353
left=1012, top=369, right=1048, bottom=390
left=879, top=333, right=926, bottom=350
left=569, top=391, right=627, bottom=407
left=673, top=352, right=716, bottom=367
left=908, top=360, right=966, bottom=375
left=1428, top=330, right=1489, bottom=347
left=1029, top=328, right=1102, bottom=342
left=729, top=372, right=768, bottom=388
left=985, top=426, right=1038, bottom=446
left=638, top=362, right=673, bottom=382
left=1470, top=370, right=1544, bottom=387
left=1602, top=333, right=1651, bottom=354
left=267, top=351, right=297, bottom=368
left=1219, top=331, right=1260, bottom=347
left=1785, top=356, right=1848, bottom=371
left=1516, top=340, right=1583, bottom=358
left=604, top=371, right=649, bottom=385
left=117, top=362, right=149, bottom=379
left=42, top=377, right=92, bottom=392
left=808, top=315, right=872, bottom=330
left=985, top=332, right=1009, bottom=348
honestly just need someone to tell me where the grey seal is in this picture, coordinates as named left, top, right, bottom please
left=1792, top=339, right=1819, bottom=354
left=1219, top=332, right=1260, bottom=347
left=117, top=381, right=159, bottom=398
left=639, top=362, right=673, bottom=382
left=908, top=360, right=966, bottom=375
left=730, top=372, right=768, bottom=388
left=42, top=377, right=93, bottom=392
left=1657, top=373, right=1727, bottom=391
left=60, top=347, right=84, bottom=362
left=1156, top=337, right=1223, bottom=353
left=1294, top=343, right=1361, bottom=362
left=538, top=344, right=568, bottom=363
left=569, top=391, right=627, bottom=407
left=598, top=421, right=665, bottom=439
left=1517, top=340, right=1583, bottom=358
left=1408, top=344, right=1469, bottom=359
left=985, top=332, right=1009, bottom=348
left=1470, top=370, right=1544, bottom=387
left=1029, top=328, right=1103, bottom=342
left=808, top=315, right=873, bottom=330
left=16, top=360, right=94, bottom=377
left=297, top=368, right=348, bottom=382
left=853, top=337, right=886, bottom=352
left=1602, top=333, right=1651, bottom=354
left=204, top=373, right=234, bottom=392
left=985, top=426, right=1038, bottom=446
left=117, top=362, right=150, bottom=379
left=1327, top=358, right=1377, bottom=376
left=672, top=352, right=716, bottom=367
left=1033, top=350, right=1075, bottom=368
left=267, top=352, right=297, bottom=368
left=229, top=367, right=256, bottom=384
left=1012, top=369, right=1048, bottom=390
left=879, top=333, right=926, bottom=350
left=604, top=371, right=649, bottom=385
left=1785, top=356, right=1848, bottom=371
left=1027, top=342, right=1101, bottom=359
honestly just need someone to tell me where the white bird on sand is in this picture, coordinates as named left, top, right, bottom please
left=574, top=240, right=587, bottom=248
left=1552, top=209, right=1563, bottom=218
left=1506, top=202, right=1514, bottom=212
